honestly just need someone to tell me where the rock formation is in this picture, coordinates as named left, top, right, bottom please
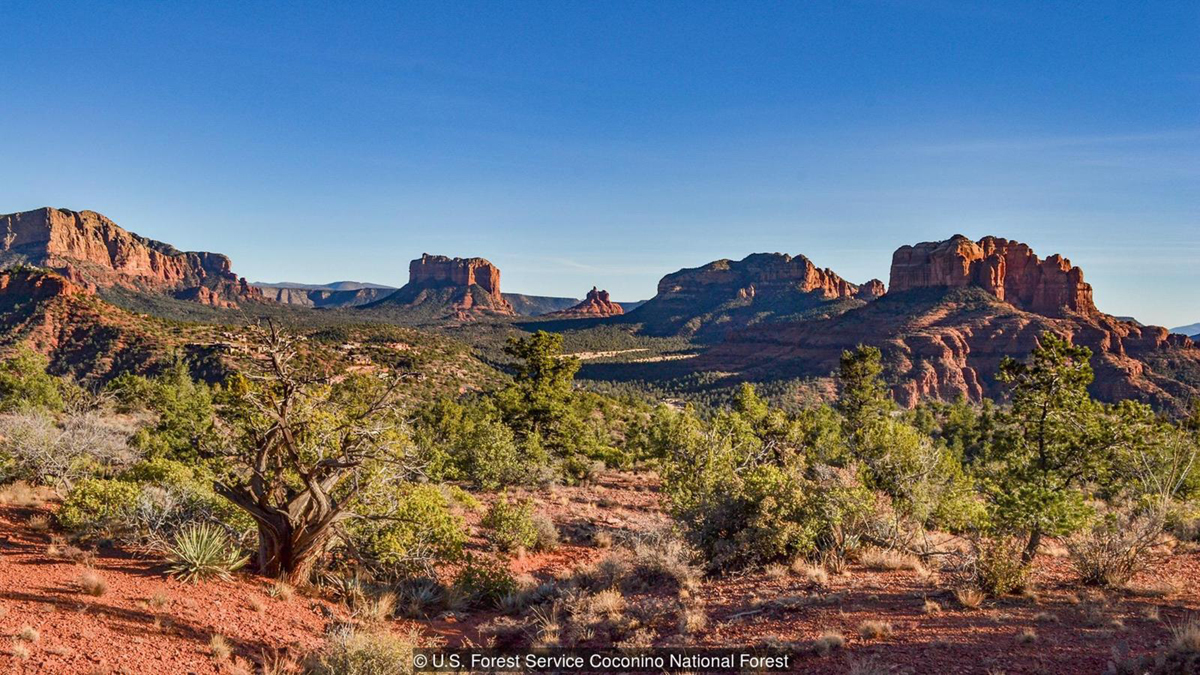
left=627, top=252, right=881, bottom=341
left=0, top=207, right=260, bottom=307
left=363, top=254, right=515, bottom=320
left=256, top=285, right=393, bottom=308
left=696, top=237, right=1199, bottom=414
left=889, top=235, right=1094, bottom=316
left=547, top=287, right=624, bottom=318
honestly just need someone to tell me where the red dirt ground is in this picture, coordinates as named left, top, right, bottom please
left=3, top=470, right=1199, bottom=674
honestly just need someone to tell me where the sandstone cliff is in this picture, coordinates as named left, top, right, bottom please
left=363, top=254, right=515, bottom=321
left=547, top=287, right=624, bottom=318
left=0, top=207, right=261, bottom=307
left=697, top=237, right=1199, bottom=413
left=890, top=235, right=1094, bottom=316
left=626, top=252, right=882, bottom=341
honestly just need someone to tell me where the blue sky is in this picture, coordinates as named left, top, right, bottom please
left=1, top=1, right=1197, bottom=326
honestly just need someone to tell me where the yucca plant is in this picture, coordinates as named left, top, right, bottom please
left=168, top=523, right=247, bottom=583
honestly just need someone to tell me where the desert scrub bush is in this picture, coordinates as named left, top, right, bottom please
left=355, top=484, right=468, bottom=579
left=56, top=478, right=140, bottom=532
left=454, top=555, right=518, bottom=608
left=531, top=513, right=559, bottom=551
left=813, top=631, right=845, bottom=655
left=966, top=535, right=1030, bottom=597
left=481, top=494, right=539, bottom=553
left=1067, top=508, right=1164, bottom=587
left=857, top=620, right=893, bottom=640
left=621, top=529, right=702, bottom=594
left=167, top=522, right=246, bottom=583
left=0, top=408, right=137, bottom=492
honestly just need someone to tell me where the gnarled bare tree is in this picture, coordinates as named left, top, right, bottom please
left=212, top=323, right=418, bottom=584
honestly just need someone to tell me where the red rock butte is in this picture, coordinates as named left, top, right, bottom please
left=889, top=235, right=1095, bottom=316
left=406, top=253, right=514, bottom=316
left=548, top=287, right=624, bottom=317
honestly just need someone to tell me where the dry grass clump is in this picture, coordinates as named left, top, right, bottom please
left=1016, top=628, right=1038, bottom=644
left=268, top=581, right=295, bottom=601
left=1142, top=605, right=1161, bottom=622
left=954, top=587, right=986, bottom=610
left=593, top=531, right=613, bottom=549
left=248, top=596, right=267, bottom=614
left=859, top=547, right=925, bottom=573
left=858, top=620, right=893, bottom=640
left=676, top=603, right=707, bottom=635
left=923, top=598, right=942, bottom=614
left=1170, top=617, right=1200, bottom=653
left=813, top=631, right=845, bottom=656
left=1033, top=611, right=1059, bottom=623
left=8, top=641, right=30, bottom=660
left=209, top=634, right=232, bottom=661
left=764, top=563, right=787, bottom=580
left=354, top=591, right=397, bottom=625
left=790, top=559, right=829, bottom=585
left=149, top=591, right=170, bottom=610
left=77, top=570, right=108, bottom=597
left=0, top=481, right=43, bottom=507
left=27, top=514, right=51, bottom=532
left=16, top=625, right=39, bottom=643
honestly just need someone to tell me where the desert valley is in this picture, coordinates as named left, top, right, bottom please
left=1, top=206, right=1199, bottom=674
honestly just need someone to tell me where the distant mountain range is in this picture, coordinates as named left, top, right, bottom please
left=1171, top=322, right=1200, bottom=338
left=2, top=206, right=1196, bottom=412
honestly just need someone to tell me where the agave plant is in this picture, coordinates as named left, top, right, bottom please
left=167, top=522, right=247, bottom=583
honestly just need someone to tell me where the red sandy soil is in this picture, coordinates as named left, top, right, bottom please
left=4, top=470, right=1199, bottom=674
left=0, top=501, right=347, bottom=674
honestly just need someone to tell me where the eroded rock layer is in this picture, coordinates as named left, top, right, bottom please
left=0, top=207, right=260, bottom=307
left=698, top=237, right=1199, bottom=413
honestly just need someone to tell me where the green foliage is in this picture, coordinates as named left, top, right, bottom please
left=0, top=347, right=67, bottom=413
left=497, top=330, right=580, bottom=448
left=413, top=397, right=548, bottom=489
left=357, top=485, right=468, bottom=576
left=167, top=522, right=247, bottom=583
left=836, top=345, right=893, bottom=435
left=109, top=358, right=217, bottom=462
left=453, top=555, right=517, bottom=607
left=481, top=494, right=539, bottom=553
left=57, top=478, right=140, bottom=532
left=983, top=333, right=1116, bottom=560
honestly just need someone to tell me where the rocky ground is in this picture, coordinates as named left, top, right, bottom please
left=2, top=472, right=1198, bottom=674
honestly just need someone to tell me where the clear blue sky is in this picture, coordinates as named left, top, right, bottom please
left=1, top=1, right=1197, bottom=326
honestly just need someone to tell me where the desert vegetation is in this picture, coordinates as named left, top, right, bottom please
left=1, top=325, right=1199, bottom=673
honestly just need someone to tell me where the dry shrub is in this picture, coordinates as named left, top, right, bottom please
left=27, top=514, right=51, bottom=532
left=1067, top=510, right=1164, bottom=587
left=858, top=546, right=924, bottom=573
left=858, top=620, right=892, bottom=640
left=354, top=592, right=396, bottom=625
left=922, top=598, right=942, bottom=614
left=1016, top=628, right=1037, bottom=644
left=77, top=570, right=108, bottom=597
left=16, top=625, right=39, bottom=643
left=813, top=632, right=844, bottom=655
left=764, top=563, right=787, bottom=579
left=9, top=641, right=30, bottom=660
left=593, top=531, right=613, bottom=549
left=305, top=626, right=416, bottom=675
left=968, top=535, right=1030, bottom=596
